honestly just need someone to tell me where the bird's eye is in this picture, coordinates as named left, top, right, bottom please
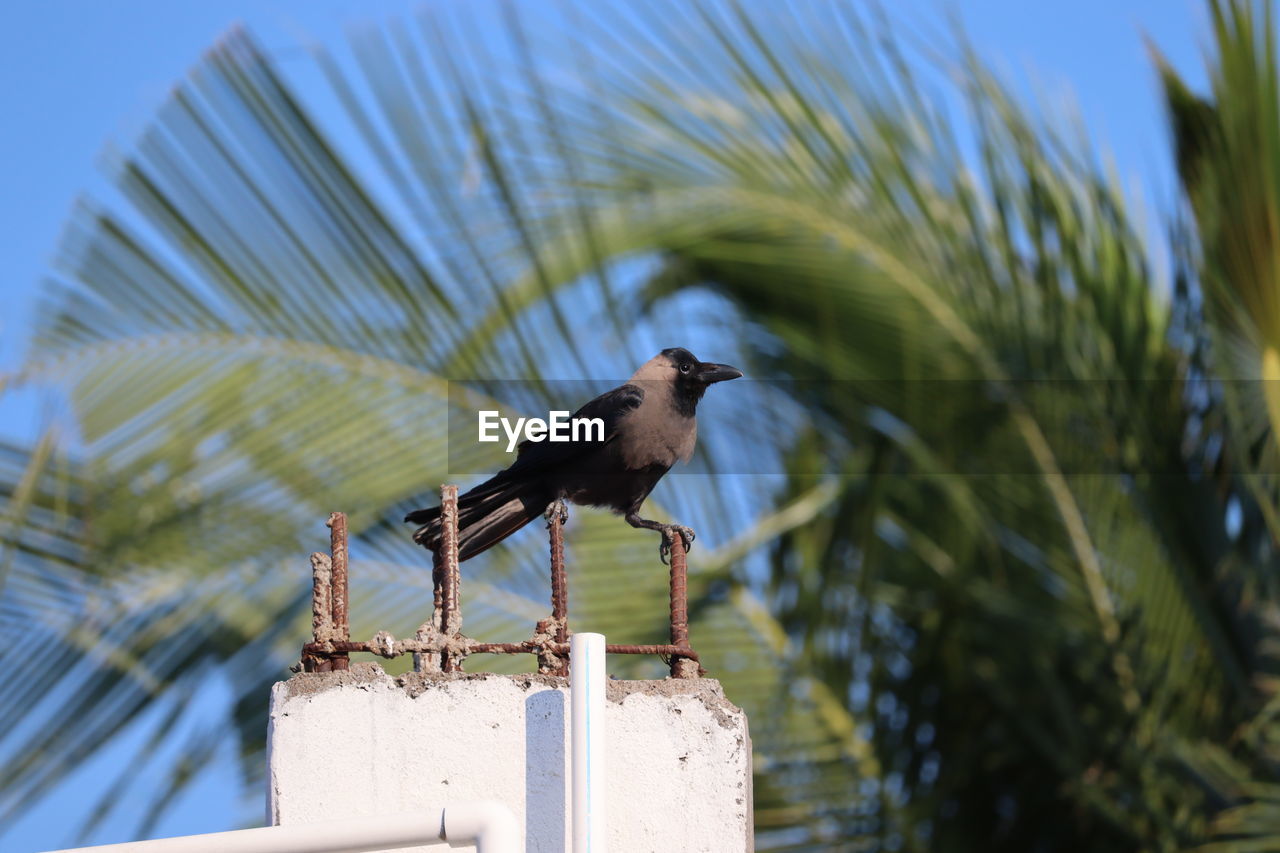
left=680, top=363, right=692, bottom=374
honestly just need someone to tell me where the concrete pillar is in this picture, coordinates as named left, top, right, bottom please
left=267, top=663, right=753, bottom=852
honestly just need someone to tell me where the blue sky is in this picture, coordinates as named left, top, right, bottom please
left=0, top=1, right=1207, bottom=850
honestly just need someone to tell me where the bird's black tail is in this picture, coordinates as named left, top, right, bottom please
left=405, top=480, right=548, bottom=561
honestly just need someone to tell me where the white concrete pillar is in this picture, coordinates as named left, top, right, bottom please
left=267, top=663, right=753, bottom=853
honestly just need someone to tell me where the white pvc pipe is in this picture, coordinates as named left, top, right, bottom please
left=41, top=802, right=520, bottom=853
left=443, top=800, right=521, bottom=851
left=571, top=631, right=606, bottom=853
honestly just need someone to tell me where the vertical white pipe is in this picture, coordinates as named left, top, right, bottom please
left=571, top=631, right=606, bottom=853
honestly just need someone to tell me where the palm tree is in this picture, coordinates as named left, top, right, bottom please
left=4, top=1, right=1280, bottom=850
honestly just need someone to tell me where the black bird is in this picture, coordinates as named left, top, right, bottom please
left=405, top=348, right=742, bottom=563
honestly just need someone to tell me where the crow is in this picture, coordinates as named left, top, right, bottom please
left=405, top=347, right=742, bottom=563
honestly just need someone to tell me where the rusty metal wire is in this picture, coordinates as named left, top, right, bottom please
left=301, top=487, right=702, bottom=678
left=303, top=639, right=699, bottom=661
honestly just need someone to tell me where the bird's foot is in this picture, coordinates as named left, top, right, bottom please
left=658, top=524, right=696, bottom=564
left=544, top=498, right=569, bottom=527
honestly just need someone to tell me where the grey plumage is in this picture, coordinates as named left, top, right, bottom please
left=405, top=347, right=742, bottom=562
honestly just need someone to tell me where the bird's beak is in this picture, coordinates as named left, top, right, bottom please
left=697, top=362, right=744, bottom=384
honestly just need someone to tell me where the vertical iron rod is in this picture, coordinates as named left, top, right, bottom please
left=438, top=485, right=461, bottom=672
left=549, top=509, right=569, bottom=676
left=432, top=551, right=444, bottom=629
left=327, top=512, right=350, bottom=672
left=668, top=534, right=698, bottom=678
left=304, top=552, right=333, bottom=672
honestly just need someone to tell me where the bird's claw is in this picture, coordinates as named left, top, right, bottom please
left=544, top=498, right=569, bottom=527
left=658, top=524, right=696, bottom=564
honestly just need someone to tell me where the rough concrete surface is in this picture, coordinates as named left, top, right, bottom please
left=268, top=663, right=752, bottom=852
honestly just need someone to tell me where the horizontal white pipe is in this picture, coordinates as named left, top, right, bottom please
left=443, top=801, right=521, bottom=851
left=571, top=632, right=606, bottom=853
left=42, top=802, right=520, bottom=853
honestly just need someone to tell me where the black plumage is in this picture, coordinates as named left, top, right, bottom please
left=405, top=347, right=742, bottom=562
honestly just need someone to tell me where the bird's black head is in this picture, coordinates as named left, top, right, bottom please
left=656, top=347, right=743, bottom=415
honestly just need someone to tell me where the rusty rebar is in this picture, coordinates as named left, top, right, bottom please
left=327, top=512, right=350, bottom=672
left=431, top=551, right=443, bottom=629
left=412, top=620, right=441, bottom=675
left=304, top=639, right=699, bottom=662
left=438, top=485, right=461, bottom=673
left=668, top=533, right=698, bottom=678
left=548, top=507, right=569, bottom=676
left=299, top=494, right=704, bottom=677
left=303, top=552, right=333, bottom=672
